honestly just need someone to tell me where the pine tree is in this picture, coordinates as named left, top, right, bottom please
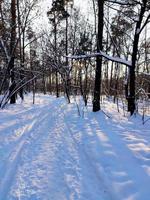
left=93, top=0, right=104, bottom=112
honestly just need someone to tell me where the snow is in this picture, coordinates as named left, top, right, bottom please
left=67, top=51, right=132, bottom=67
left=0, top=94, right=150, bottom=200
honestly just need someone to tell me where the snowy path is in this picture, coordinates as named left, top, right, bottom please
left=0, top=94, right=150, bottom=200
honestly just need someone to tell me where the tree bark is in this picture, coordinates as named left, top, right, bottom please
left=128, top=0, right=147, bottom=115
left=93, top=0, right=104, bottom=112
left=9, top=0, right=17, bottom=104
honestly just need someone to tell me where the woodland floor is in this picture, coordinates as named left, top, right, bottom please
left=0, top=94, right=150, bottom=200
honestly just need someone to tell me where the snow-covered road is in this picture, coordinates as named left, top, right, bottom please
left=0, top=94, right=150, bottom=200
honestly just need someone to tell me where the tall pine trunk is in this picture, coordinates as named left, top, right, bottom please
left=93, top=0, right=104, bottom=112
left=9, top=0, right=17, bottom=104
left=128, top=0, right=147, bottom=115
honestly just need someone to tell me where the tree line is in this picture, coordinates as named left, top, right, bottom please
left=0, top=0, right=150, bottom=116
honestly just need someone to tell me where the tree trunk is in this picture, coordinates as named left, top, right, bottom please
left=128, top=1, right=147, bottom=115
left=65, top=14, right=70, bottom=103
left=93, top=0, right=104, bottom=112
left=9, top=57, right=16, bottom=104
left=9, top=0, right=17, bottom=104
left=17, top=0, right=24, bottom=100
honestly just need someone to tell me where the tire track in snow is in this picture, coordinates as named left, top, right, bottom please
left=4, top=98, right=66, bottom=200
left=0, top=103, right=56, bottom=200
left=58, top=103, right=115, bottom=200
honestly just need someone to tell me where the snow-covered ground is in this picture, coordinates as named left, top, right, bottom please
left=0, top=94, right=149, bottom=200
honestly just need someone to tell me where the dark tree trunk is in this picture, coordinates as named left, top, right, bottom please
left=9, top=57, right=16, bottom=104
left=65, top=15, right=71, bottom=103
left=128, top=1, right=147, bottom=115
left=148, top=85, right=150, bottom=99
left=17, top=0, right=24, bottom=100
left=84, top=63, right=88, bottom=106
left=93, top=0, right=104, bottom=112
left=54, top=16, right=59, bottom=98
left=56, top=71, right=59, bottom=98
left=9, top=0, right=17, bottom=104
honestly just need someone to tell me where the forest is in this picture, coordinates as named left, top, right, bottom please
left=0, top=0, right=149, bottom=116
left=0, top=1, right=150, bottom=199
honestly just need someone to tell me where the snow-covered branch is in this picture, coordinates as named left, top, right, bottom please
left=107, top=0, right=141, bottom=6
left=67, top=51, right=132, bottom=67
